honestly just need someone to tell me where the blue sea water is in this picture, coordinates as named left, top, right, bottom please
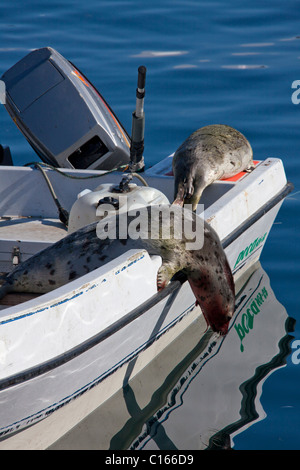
left=0, top=0, right=300, bottom=450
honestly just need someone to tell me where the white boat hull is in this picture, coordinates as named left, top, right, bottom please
left=0, top=157, right=292, bottom=447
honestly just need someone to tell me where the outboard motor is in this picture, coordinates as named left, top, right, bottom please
left=1, top=47, right=131, bottom=170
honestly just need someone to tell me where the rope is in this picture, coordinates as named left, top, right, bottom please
left=31, top=163, right=69, bottom=227
left=25, top=162, right=149, bottom=227
left=24, top=161, right=148, bottom=186
left=24, top=161, right=129, bottom=179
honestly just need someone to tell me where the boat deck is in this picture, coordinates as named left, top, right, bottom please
left=0, top=216, right=66, bottom=243
left=0, top=216, right=67, bottom=275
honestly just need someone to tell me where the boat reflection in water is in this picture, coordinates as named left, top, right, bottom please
left=50, top=261, right=294, bottom=450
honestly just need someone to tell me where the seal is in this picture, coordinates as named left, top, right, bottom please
left=0, top=205, right=235, bottom=335
left=173, top=124, right=253, bottom=210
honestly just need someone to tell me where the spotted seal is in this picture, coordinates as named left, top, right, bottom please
left=173, top=124, right=253, bottom=210
left=0, top=205, right=235, bottom=335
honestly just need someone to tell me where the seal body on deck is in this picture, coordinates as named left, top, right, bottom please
left=0, top=205, right=235, bottom=335
left=173, top=124, right=253, bottom=210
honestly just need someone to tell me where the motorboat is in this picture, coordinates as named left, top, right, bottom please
left=0, top=48, right=293, bottom=448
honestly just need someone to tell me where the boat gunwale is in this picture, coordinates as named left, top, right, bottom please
left=0, top=180, right=293, bottom=392
left=224, top=181, right=293, bottom=269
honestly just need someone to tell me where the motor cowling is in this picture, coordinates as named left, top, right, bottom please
left=1, top=47, right=131, bottom=171
left=68, top=183, right=170, bottom=233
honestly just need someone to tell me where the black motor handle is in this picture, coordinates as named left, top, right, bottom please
left=130, top=66, right=147, bottom=171
left=137, top=65, right=146, bottom=91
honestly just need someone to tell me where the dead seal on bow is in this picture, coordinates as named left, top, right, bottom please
left=173, top=124, right=253, bottom=210
left=0, top=204, right=235, bottom=335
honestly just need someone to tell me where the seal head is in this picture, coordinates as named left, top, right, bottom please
left=173, top=124, right=253, bottom=210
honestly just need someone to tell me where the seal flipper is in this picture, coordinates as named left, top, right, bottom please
left=185, top=175, right=194, bottom=199
left=157, top=263, right=176, bottom=291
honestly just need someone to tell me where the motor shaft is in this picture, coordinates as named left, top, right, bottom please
left=130, top=65, right=146, bottom=172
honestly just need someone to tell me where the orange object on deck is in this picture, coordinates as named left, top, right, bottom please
left=165, top=161, right=258, bottom=181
